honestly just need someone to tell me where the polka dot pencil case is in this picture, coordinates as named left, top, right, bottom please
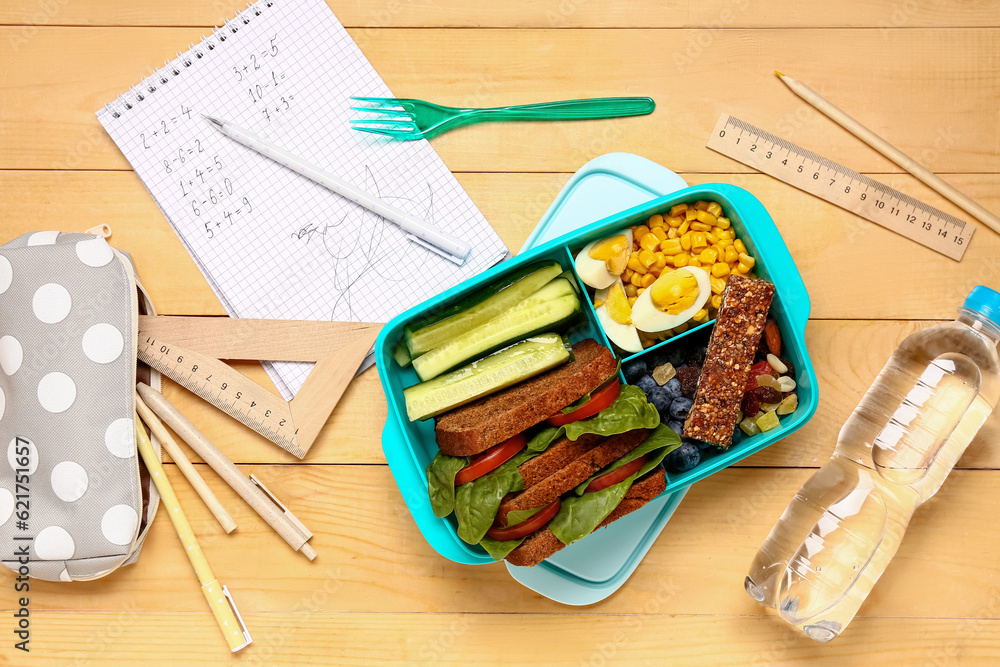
left=0, top=229, right=163, bottom=582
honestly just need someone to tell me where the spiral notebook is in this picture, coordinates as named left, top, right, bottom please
left=97, top=0, right=508, bottom=399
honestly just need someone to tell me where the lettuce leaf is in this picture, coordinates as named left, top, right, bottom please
left=548, top=473, right=637, bottom=546
left=454, top=449, right=536, bottom=544
left=505, top=506, right=544, bottom=527
left=426, top=452, right=469, bottom=517
left=573, top=424, right=681, bottom=495
left=479, top=535, right=526, bottom=560
left=526, top=384, right=660, bottom=452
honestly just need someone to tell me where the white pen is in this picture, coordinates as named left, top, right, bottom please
left=203, top=115, right=471, bottom=264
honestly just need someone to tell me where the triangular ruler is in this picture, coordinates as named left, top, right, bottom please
left=137, top=316, right=380, bottom=458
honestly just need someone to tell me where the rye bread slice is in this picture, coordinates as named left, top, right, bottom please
left=497, top=428, right=649, bottom=527
left=504, top=467, right=667, bottom=567
left=434, top=339, right=618, bottom=457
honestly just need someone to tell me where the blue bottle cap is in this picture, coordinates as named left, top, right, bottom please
left=964, top=285, right=1000, bottom=329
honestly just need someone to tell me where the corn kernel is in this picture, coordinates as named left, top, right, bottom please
left=651, top=226, right=668, bottom=242
left=711, top=262, right=730, bottom=278
left=627, top=296, right=638, bottom=307
left=690, top=221, right=712, bottom=232
left=637, top=287, right=646, bottom=295
left=623, top=267, right=634, bottom=281
left=710, top=275, right=726, bottom=294
left=652, top=253, right=667, bottom=272
left=660, top=238, right=682, bottom=255
left=711, top=294, right=723, bottom=309
left=695, top=200, right=710, bottom=211
left=724, top=246, right=739, bottom=263
left=639, top=249, right=657, bottom=267
left=691, top=232, right=708, bottom=250
left=624, top=283, right=638, bottom=297
left=667, top=227, right=679, bottom=239
left=693, top=308, right=709, bottom=323
left=627, top=252, right=647, bottom=274
left=716, top=216, right=731, bottom=229
left=669, top=203, right=688, bottom=216
left=706, top=232, right=719, bottom=245
left=678, top=220, right=691, bottom=235
left=696, top=210, right=717, bottom=226
left=648, top=214, right=664, bottom=228
left=630, top=271, right=645, bottom=287
left=640, top=273, right=656, bottom=288
left=666, top=215, right=683, bottom=228
left=679, top=233, right=692, bottom=251
left=634, top=225, right=650, bottom=241
left=699, top=247, right=719, bottom=264
left=737, top=261, right=753, bottom=274
left=640, top=233, right=660, bottom=252
left=688, top=257, right=702, bottom=268
left=718, top=229, right=734, bottom=240
left=738, top=253, right=756, bottom=269
left=685, top=208, right=698, bottom=221
left=734, top=239, right=747, bottom=255
left=707, top=202, right=723, bottom=217
left=717, top=235, right=734, bottom=247
left=673, top=253, right=689, bottom=268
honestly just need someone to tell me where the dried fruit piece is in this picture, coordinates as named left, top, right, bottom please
left=764, top=319, right=782, bottom=356
left=652, top=362, right=677, bottom=385
left=749, top=385, right=782, bottom=404
left=776, top=393, right=798, bottom=415
left=757, top=374, right=782, bottom=391
left=746, top=360, right=777, bottom=391
left=740, top=416, right=761, bottom=436
left=756, top=409, right=780, bottom=432
left=676, top=365, right=702, bottom=395
left=741, top=391, right=760, bottom=418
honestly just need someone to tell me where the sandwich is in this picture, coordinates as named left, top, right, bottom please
left=426, top=338, right=682, bottom=566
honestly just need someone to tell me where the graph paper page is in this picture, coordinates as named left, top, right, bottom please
left=98, top=0, right=508, bottom=399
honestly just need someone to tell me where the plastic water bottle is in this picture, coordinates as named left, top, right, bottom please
left=745, top=285, right=1000, bottom=642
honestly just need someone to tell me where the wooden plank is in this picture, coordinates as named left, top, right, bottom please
left=8, top=612, right=1000, bottom=665
left=0, top=170, right=997, bottom=321
left=7, top=465, right=1000, bottom=620
left=2, top=28, right=999, bottom=173
left=2, top=0, right=999, bottom=28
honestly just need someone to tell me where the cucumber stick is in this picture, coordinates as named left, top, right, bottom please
left=404, top=334, right=572, bottom=421
left=392, top=341, right=412, bottom=368
left=412, top=278, right=580, bottom=381
left=404, top=261, right=563, bottom=356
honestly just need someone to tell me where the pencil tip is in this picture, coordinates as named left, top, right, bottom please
left=203, top=115, right=224, bottom=128
left=774, top=70, right=785, bottom=78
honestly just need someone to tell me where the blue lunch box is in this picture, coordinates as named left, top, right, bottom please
left=375, top=178, right=817, bottom=567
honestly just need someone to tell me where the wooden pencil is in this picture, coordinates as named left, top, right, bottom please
left=775, top=71, right=1000, bottom=237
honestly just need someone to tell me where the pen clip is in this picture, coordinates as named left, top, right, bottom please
left=223, top=585, right=253, bottom=652
left=250, top=474, right=314, bottom=541
left=406, top=234, right=466, bottom=266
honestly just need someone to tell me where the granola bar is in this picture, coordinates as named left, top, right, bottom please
left=683, top=275, right=775, bottom=448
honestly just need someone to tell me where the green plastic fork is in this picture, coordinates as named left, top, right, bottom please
left=350, top=96, right=655, bottom=140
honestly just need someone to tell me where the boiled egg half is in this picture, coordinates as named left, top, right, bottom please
left=631, top=266, right=711, bottom=333
left=574, top=230, right=633, bottom=289
left=594, top=279, right=643, bottom=353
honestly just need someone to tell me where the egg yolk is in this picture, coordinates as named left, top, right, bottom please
left=604, top=281, right=632, bottom=325
left=588, top=235, right=629, bottom=275
left=650, top=269, right=699, bottom=314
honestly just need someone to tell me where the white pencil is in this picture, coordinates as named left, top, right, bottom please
left=775, top=71, right=1000, bottom=237
left=204, top=115, right=471, bottom=264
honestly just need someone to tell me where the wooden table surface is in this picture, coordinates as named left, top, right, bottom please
left=3, top=1, right=1000, bottom=664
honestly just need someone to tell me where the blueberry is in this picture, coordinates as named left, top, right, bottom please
left=647, top=386, right=672, bottom=417
left=666, top=442, right=701, bottom=473
left=668, top=396, right=693, bottom=420
left=667, top=420, right=684, bottom=436
left=622, top=359, right=647, bottom=384
left=635, top=374, right=657, bottom=395
left=663, top=377, right=683, bottom=400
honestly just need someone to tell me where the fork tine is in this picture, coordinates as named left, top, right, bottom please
left=350, top=119, right=417, bottom=128
left=349, top=96, right=400, bottom=106
left=351, top=125, right=419, bottom=138
left=350, top=106, right=412, bottom=118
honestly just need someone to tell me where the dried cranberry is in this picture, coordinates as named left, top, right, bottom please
left=676, top=365, right=702, bottom=395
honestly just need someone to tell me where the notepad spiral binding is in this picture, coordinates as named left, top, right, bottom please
left=101, top=0, right=275, bottom=119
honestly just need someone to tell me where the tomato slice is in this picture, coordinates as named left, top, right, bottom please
left=485, top=499, right=562, bottom=541
left=546, top=379, right=621, bottom=427
left=584, top=454, right=649, bottom=493
left=454, top=433, right=527, bottom=486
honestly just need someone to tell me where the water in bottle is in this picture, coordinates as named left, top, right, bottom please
left=745, top=285, right=1000, bottom=642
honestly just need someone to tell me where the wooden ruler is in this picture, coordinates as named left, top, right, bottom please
left=706, top=113, right=974, bottom=260
left=137, top=316, right=380, bottom=459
